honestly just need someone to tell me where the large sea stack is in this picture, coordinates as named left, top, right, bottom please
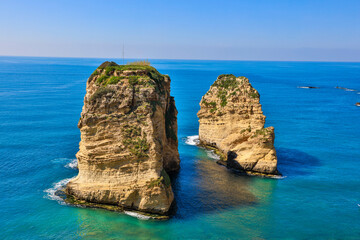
left=65, top=61, right=179, bottom=215
left=197, top=74, right=279, bottom=176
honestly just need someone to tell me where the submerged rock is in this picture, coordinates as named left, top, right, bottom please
left=65, top=61, right=179, bottom=215
left=297, top=86, right=319, bottom=89
left=197, top=74, right=280, bottom=176
left=336, top=86, right=357, bottom=91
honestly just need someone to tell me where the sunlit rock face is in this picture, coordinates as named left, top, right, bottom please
left=197, top=74, right=279, bottom=176
left=66, top=61, right=179, bottom=214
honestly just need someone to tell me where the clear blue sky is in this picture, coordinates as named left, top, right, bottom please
left=1, top=0, right=359, bottom=61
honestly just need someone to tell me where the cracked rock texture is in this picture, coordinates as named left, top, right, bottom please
left=66, top=61, right=179, bottom=214
left=197, top=74, right=279, bottom=176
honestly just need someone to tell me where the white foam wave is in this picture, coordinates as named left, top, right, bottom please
left=185, top=135, right=199, bottom=146
left=65, top=159, right=78, bottom=169
left=124, top=211, right=151, bottom=220
left=51, top=157, right=78, bottom=169
left=205, top=150, right=220, bottom=160
left=270, top=175, right=287, bottom=179
left=44, top=177, right=74, bottom=204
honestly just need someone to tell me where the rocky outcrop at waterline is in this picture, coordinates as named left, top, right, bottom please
left=336, top=86, right=357, bottom=92
left=297, top=86, right=319, bottom=89
left=197, top=74, right=280, bottom=176
left=65, top=61, right=179, bottom=215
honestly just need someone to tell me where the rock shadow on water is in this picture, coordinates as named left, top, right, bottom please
left=276, top=147, right=321, bottom=176
left=168, top=150, right=259, bottom=219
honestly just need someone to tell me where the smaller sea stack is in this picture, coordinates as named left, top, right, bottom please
left=197, top=74, right=280, bottom=176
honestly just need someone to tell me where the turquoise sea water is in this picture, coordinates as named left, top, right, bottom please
left=1, top=56, right=360, bottom=239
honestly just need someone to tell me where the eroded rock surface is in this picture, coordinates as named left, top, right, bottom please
left=66, top=61, right=179, bottom=214
left=197, top=74, right=279, bottom=176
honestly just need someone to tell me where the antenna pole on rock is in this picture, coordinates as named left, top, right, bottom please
left=122, top=43, right=125, bottom=65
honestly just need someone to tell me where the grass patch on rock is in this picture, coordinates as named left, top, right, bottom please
left=123, top=137, right=150, bottom=158
left=251, top=128, right=270, bottom=138
left=90, top=87, right=115, bottom=102
left=93, top=61, right=166, bottom=93
left=147, top=169, right=171, bottom=189
left=213, top=74, right=238, bottom=89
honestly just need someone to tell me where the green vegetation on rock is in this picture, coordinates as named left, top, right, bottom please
left=249, top=90, right=260, bottom=99
left=123, top=125, right=141, bottom=138
left=213, top=74, right=238, bottom=89
left=90, top=87, right=115, bottom=102
left=89, top=61, right=169, bottom=107
left=202, top=99, right=217, bottom=113
left=123, top=137, right=150, bottom=158
left=208, top=74, right=239, bottom=108
left=107, top=76, right=123, bottom=85
left=251, top=128, right=270, bottom=138
left=240, top=126, right=252, bottom=134
left=217, top=89, right=228, bottom=107
left=203, top=74, right=259, bottom=109
left=122, top=124, right=149, bottom=158
left=90, top=70, right=100, bottom=77
left=91, top=61, right=166, bottom=93
left=147, top=169, right=171, bottom=189
left=147, top=177, right=164, bottom=188
left=209, top=101, right=216, bottom=108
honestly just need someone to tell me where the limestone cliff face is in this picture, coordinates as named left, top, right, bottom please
left=197, top=74, right=279, bottom=176
left=66, top=61, right=179, bottom=214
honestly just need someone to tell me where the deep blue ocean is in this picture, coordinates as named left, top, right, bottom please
left=0, top=56, right=359, bottom=239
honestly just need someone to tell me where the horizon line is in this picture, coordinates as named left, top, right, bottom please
left=1, top=54, right=360, bottom=64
